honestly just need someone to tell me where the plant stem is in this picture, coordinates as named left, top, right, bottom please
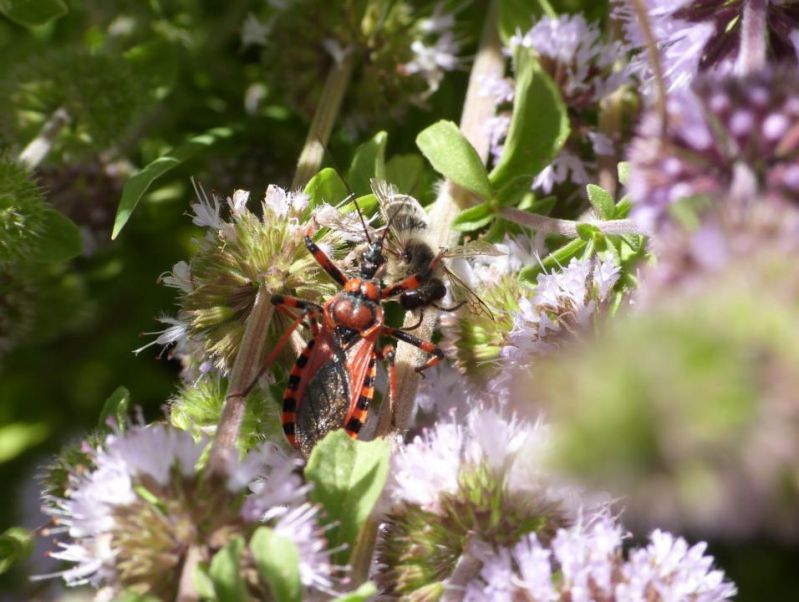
left=176, top=544, right=205, bottom=602
left=18, top=108, right=70, bottom=170
left=442, top=537, right=482, bottom=601
left=737, top=0, right=768, bottom=74
left=377, top=0, right=504, bottom=435
left=629, top=0, right=668, bottom=135
left=499, top=207, right=650, bottom=237
left=291, top=51, right=356, bottom=189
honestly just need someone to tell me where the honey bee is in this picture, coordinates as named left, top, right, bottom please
left=370, top=179, right=498, bottom=318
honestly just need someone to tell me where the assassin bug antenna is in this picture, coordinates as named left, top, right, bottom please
left=352, top=196, right=373, bottom=245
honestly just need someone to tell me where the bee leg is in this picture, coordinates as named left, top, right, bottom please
left=432, top=301, right=466, bottom=312
left=400, top=311, right=425, bottom=331
left=382, top=327, right=444, bottom=376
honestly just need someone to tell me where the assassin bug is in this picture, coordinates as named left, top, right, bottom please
left=266, top=209, right=444, bottom=457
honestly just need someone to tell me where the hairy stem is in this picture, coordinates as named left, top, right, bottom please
left=18, top=108, right=70, bottom=170
left=377, top=0, right=503, bottom=435
left=737, top=0, right=768, bottom=74
left=628, top=0, right=668, bottom=135
left=442, top=537, right=483, bottom=601
left=499, top=207, right=650, bottom=237
left=291, top=51, right=356, bottom=189
left=208, top=292, right=276, bottom=473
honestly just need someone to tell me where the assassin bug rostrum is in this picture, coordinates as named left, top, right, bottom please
left=264, top=211, right=444, bottom=457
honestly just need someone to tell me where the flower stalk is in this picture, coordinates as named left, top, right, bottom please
left=628, top=0, right=667, bottom=133
left=738, top=0, right=768, bottom=74
left=18, top=108, right=71, bottom=170
left=499, top=207, right=650, bottom=236
left=377, top=0, right=504, bottom=435
left=291, top=50, right=356, bottom=189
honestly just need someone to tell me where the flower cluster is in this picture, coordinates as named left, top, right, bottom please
left=465, top=515, right=736, bottom=601
left=628, top=68, right=799, bottom=230
left=140, top=184, right=346, bottom=377
left=40, top=423, right=333, bottom=599
left=486, top=14, right=633, bottom=192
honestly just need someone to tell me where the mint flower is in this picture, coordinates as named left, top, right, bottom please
left=615, top=0, right=799, bottom=91
left=488, top=14, right=633, bottom=192
left=39, top=424, right=333, bottom=599
left=463, top=513, right=736, bottom=601
left=628, top=67, right=799, bottom=229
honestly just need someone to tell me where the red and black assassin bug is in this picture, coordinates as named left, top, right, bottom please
left=267, top=217, right=444, bottom=457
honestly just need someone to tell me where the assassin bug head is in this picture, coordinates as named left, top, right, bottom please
left=352, top=197, right=388, bottom=279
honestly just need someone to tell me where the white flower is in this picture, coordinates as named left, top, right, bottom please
left=533, top=150, right=592, bottom=193
left=403, top=3, right=462, bottom=95
left=190, top=184, right=226, bottom=230
left=273, top=503, right=335, bottom=592
left=227, top=189, right=250, bottom=217
left=241, top=13, right=270, bottom=47
left=159, top=261, right=192, bottom=294
left=133, top=316, right=189, bottom=355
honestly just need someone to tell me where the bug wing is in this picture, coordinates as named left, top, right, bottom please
left=441, top=262, right=496, bottom=319
left=442, top=239, right=505, bottom=258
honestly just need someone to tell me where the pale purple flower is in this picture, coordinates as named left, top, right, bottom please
left=463, top=512, right=736, bottom=601
left=227, top=189, right=250, bottom=217
left=133, top=316, right=189, bottom=355
left=628, top=68, right=799, bottom=229
left=402, top=2, right=462, bottom=95
left=159, top=260, right=193, bottom=294
left=615, top=0, right=799, bottom=92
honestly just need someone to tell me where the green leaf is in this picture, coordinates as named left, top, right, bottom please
left=495, top=175, right=533, bottom=207
left=385, top=153, right=427, bottom=196
left=614, top=196, right=632, bottom=218
left=348, top=131, right=387, bottom=195
left=112, top=127, right=236, bottom=239
left=114, top=592, right=161, bottom=602
left=209, top=536, right=249, bottom=602
left=416, top=120, right=492, bottom=199
left=305, top=167, right=351, bottom=208
left=98, top=386, right=130, bottom=430
left=339, top=193, right=378, bottom=217
left=305, top=431, right=390, bottom=565
left=0, top=527, right=33, bottom=574
left=0, top=0, right=67, bottom=26
left=520, top=238, right=587, bottom=283
left=618, top=161, right=630, bottom=186
left=586, top=184, right=615, bottom=220
left=333, top=582, right=379, bottom=602
left=250, top=527, right=302, bottom=602
left=193, top=563, right=216, bottom=600
left=451, top=202, right=494, bottom=232
left=498, top=0, right=547, bottom=44
left=0, top=423, right=49, bottom=463
left=489, top=52, right=569, bottom=194
left=27, top=208, right=82, bottom=262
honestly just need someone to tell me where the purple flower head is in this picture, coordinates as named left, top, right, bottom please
left=615, top=0, right=799, bottom=92
left=628, top=67, right=799, bottom=229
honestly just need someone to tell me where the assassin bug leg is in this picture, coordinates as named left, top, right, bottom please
left=304, top=229, right=348, bottom=287
left=382, top=326, right=444, bottom=375
left=344, top=355, right=377, bottom=438
left=235, top=299, right=323, bottom=399
left=282, top=336, right=318, bottom=448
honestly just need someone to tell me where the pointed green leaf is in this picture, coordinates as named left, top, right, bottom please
left=498, top=0, right=550, bottom=44
left=250, top=527, right=302, bottom=602
left=304, top=167, right=351, bottom=207
left=0, top=527, right=33, bottom=574
left=339, top=193, right=378, bottom=217
left=451, top=202, right=494, bottom=232
left=348, top=131, right=387, bottom=195
left=489, top=52, right=569, bottom=194
left=0, top=0, right=67, bottom=26
left=520, top=238, right=587, bottom=283
left=586, top=184, right=615, bottom=220
left=193, top=562, right=216, bottom=599
left=304, top=431, right=390, bottom=565
left=98, top=386, right=130, bottom=430
left=210, top=536, right=249, bottom=602
left=112, top=127, right=235, bottom=239
left=333, top=582, right=378, bottom=602
left=385, top=153, right=426, bottom=195
left=0, top=423, right=49, bottom=463
left=416, top=120, right=492, bottom=199
left=27, top=208, right=82, bottom=262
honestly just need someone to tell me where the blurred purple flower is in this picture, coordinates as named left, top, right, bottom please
left=628, top=67, right=799, bottom=229
left=614, top=0, right=799, bottom=91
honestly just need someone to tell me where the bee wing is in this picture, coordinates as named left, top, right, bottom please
left=441, top=262, right=495, bottom=319
left=441, top=239, right=506, bottom=258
